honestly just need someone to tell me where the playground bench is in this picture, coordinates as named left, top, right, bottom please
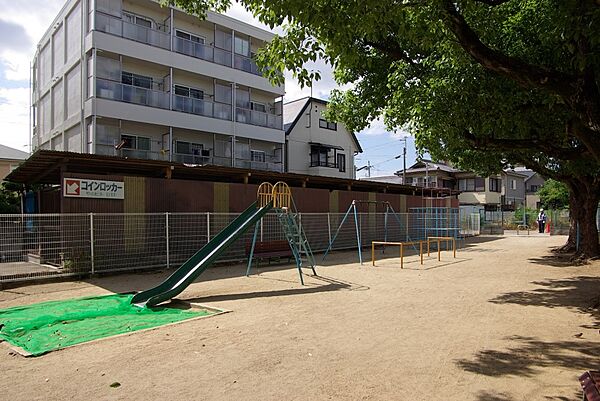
left=580, top=371, right=600, bottom=401
left=246, top=240, right=293, bottom=267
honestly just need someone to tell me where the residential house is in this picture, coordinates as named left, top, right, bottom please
left=0, top=145, right=29, bottom=180
left=283, top=97, right=362, bottom=179
left=32, top=0, right=285, bottom=172
left=514, top=167, right=546, bottom=209
left=397, top=160, right=526, bottom=210
left=500, top=170, right=527, bottom=210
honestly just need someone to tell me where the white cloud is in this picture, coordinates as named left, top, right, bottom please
left=0, top=87, right=31, bottom=151
left=358, top=117, right=410, bottom=138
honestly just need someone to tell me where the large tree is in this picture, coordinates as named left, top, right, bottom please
left=168, top=0, right=600, bottom=257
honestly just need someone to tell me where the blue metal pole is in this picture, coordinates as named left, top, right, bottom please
left=322, top=202, right=355, bottom=261
left=354, top=203, right=363, bottom=264
left=246, top=220, right=260, bottom=276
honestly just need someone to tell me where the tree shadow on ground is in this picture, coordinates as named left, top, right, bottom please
left=456, top=335, right=599, bottom=378
left=528, top=253, right=583, bottom=268
left=490, top=276, right=600, bottom=329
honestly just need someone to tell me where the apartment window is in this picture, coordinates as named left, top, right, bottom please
left=174, top=85, right=203, bottom=99
left=489, top=178, right=501, bottom=193
left=121, top=71, right=152, bottom=89
left=337, top=153, right=346, bottom=173
left=121, top=134, right=150, bottom=150
left=251, top=102, right=266, bottom=113
left=234, top=36, right=250, bottom=56
left=176, top=140, right=204, bottom=155
left=123, top=12, right=152, bottom=28
left=511, top=179, right=516, bottom=190
left=319, top=118, right=337, bottom=130
left=251, top=150, right=266, bottom=163
left=175, top=30, right=205, bottom=44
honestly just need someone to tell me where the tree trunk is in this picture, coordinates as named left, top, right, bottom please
left=557, top=190, right=578, bottom=253
left=570, top=179, right=600, bottom=258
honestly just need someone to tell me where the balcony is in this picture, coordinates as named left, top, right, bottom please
left=172, top=153, right=232, bottom=167
left=96, top=78, right=170, bottom=109
left=93, top=11, right=267, bottom=78
left=236, top=108, right=282, bottom=130
left=95, top=11, right=170, bottom=50
left=173, top=36, right=232, bottom=67
left=172, top=95, right=232, bottom=121
left=234, top=54, right=261, bottom=76
left=235, top=158, right=282, bottom=173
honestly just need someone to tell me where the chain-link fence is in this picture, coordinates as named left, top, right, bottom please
left=0, top=210, right=478, bottom=284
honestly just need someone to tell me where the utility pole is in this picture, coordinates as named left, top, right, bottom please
left=356, top=161, right=372, bottom=178
left=402, top=137, right=407, bottom=184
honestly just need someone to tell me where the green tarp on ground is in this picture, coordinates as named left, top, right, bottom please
left=0, top=294, right=217, bottom=356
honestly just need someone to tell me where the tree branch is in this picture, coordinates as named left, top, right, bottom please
left=440, top=0, right=576, bottom=97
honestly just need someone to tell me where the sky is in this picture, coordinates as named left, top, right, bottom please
left=0, top=0, right=424, bottom=178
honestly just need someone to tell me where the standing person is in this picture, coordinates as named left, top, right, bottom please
left=537, top=208, right=547, bottom=233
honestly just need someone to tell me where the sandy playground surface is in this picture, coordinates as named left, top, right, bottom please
left=1, top=234, right=599, bottom=401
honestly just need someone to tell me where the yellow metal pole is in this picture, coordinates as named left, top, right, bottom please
left=372, top=242, right=375, bottom=266
left=427, top=238, right=430, bottom=256
left=400, top=243, right=404, bottom=269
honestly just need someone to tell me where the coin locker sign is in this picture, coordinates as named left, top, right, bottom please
left=63, top=178, right=125, bottom=199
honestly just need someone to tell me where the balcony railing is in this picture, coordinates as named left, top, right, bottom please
left=96, top=78, right=170, bottom=109
left=92, top=11, right=270, bottom=77
left=235, top=158, right=282, bottom=173
left=173, top=37, right=233, bottom=67
left=310, top=160, right=338, bottom=168
left=236, top=108, right=283, bottom=129
left=172, top=95, right=232, bottom=121
left=95, top=12, right=170, bottom=50
left=234, top=54, right=261, bottom=76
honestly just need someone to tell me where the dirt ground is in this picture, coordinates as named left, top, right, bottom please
left=1, top=234, right=599, bottom=401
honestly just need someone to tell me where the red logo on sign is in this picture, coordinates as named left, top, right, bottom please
left=65, top=179, right=81, bottom=196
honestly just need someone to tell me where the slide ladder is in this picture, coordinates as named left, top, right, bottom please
left=246, top=182, right=317, bottom=285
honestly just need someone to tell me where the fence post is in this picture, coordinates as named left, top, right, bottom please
left=165, top=213, right=170, bottom=269
left=206, top=212, right=211, bottom=242
left=89, top=213, right=95, bottom=275
left=327, top=213, right=332, bottom=245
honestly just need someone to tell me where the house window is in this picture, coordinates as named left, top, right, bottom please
left=310, top=146, right=331, bottom=167
left=489, top=178, right=501, bottom=193
left=121, top=71, right=152, bottom=89
left=319, top=118, right=337, bottom=131
left=530, top=185, right=539, bottom=192
left=511, top=179, right=516, bottom=190
left=337, top=153, right=346, bottom=173
left=251, top=150, right=266, bottom=163
left=123, top=12, right=152, bottom=28
left=458, top=177, right=485, bottom=192
left=175, top=30, right=205, bottom=44
left=121, top=134, right=150, bottom=150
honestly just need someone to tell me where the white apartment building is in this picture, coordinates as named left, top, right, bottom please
left=32, top=0, right=285, bottom=172
left=284, top=97, right=362, bottom=179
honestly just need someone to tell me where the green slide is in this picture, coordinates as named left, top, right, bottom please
left=131, top=201, right=272, bottom=307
